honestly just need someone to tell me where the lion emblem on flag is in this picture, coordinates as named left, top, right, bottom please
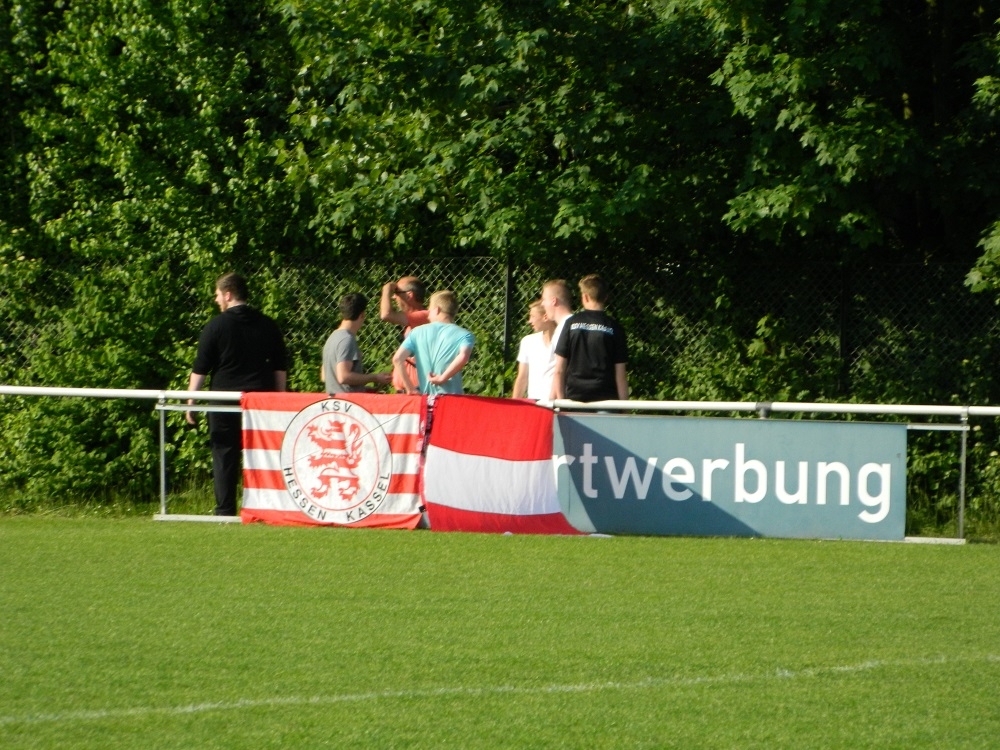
left=279, top=399, right=394, bottom=521
left=307, top=420, right=364, bottom=501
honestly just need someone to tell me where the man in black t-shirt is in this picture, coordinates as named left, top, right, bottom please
left=552, top=274, right=628, bottom=403
left=185, top=273, right=288, bottom=516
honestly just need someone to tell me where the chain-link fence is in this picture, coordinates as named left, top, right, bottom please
left=1, top=256, right=994, bottom=405
left=250, top=257, right=513, bottom=396
left=2, top=255, right=999, bottom=528
left=240, top=258, right=999, bottom=407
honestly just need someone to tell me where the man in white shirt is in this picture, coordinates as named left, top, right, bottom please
left=540, top=279, right=575, bottom=399
left=512, top=300, right=556, bottom=399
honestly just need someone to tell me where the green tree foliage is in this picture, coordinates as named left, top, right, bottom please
left=0, top=0, right=300, bottom=503
left=967, top=17, right=1000, bottom=290
left=273, top=0, right=736, bottom=265
left=3, top=0, right=1000, bottom=520
left=693, top=0, right=999, bottom=261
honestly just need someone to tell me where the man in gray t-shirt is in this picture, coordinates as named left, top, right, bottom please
left=321, top=293, right=392, bottom=395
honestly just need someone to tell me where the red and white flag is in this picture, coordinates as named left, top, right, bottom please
left=241, top=392, right=425, bottom=528
left=422, top=395, right=580, bottom=534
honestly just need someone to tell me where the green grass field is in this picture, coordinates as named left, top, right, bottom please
left=1, top=518, right=998, bottom=749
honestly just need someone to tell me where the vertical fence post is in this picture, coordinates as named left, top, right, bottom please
left=501, top=256, right=514, bottom=397
left=158, top=395, right=168, bottom=516
left=959, top=408, right=968, bottom=540
left=838, top=263, right=852, bottom=396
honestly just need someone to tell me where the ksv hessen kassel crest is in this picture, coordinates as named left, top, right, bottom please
left=279, top=399, right=393, bottom=524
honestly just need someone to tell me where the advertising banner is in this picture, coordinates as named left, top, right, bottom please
left=554, top=414, right=906, bottom=540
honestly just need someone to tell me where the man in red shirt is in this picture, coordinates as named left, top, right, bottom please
left=380, top=276, right=430, bottom=393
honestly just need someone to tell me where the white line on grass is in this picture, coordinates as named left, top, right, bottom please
left=3, top=654, right=998, bottom=727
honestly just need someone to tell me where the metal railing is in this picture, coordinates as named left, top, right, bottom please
left=0, top=385, right=241, bottom=516
left=0, top=384, right=994, bottom=538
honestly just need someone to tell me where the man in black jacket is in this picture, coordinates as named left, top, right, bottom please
left=185, top=272, right=288, bottom=516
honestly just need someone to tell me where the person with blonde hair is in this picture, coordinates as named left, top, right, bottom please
left=512, top=300, right=557, bottom=399
left=551, top=274, right=628, bottom=402
left=539, top=278, right=575, bottom=395
left=392, top=290, right=475, bottom=395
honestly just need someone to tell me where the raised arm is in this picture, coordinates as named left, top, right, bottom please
left=380, top=282, right=408, bottom=326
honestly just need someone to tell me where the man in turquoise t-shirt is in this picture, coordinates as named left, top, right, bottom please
left=393, top=290, right=475, bottom=395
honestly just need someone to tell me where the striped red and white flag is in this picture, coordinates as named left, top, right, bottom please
left=423, top=395, right=580, bottom=534
left=241, top=392, right=425, bottom=528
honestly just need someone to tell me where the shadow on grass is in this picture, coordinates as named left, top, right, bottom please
left=4, top=480, right=1000, bottom=542
left=0, top=479, right=216, bottom=518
